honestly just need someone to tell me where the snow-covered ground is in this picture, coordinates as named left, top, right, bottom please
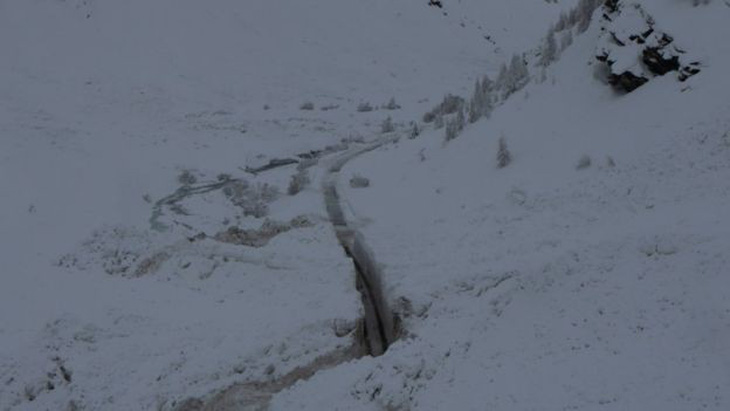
left=2, top=0, right=729, bottom=409
left=271, top=2, right=730, bottom=409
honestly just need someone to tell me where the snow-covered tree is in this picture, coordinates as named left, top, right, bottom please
left=469, top=76, right=494, bottom=123
left=560, top=30, right=573, bottom=51
left=384, top=97, right=401, bottom=110
left=456, top=108, right=465, bottom=133
left=576, top=0, right=601, bottom=33
left=445, top=119, right=458, bottom=141
left=434, top=114, right=444, bottom=130
left=498, top=55, right=529, bottom=100
left=539, top=31, right=558, bottom=66
left=409, top=122, right=420, bottom=139
left=497, top=136, right=512, bottom=168
left=554, top=12, right=569, bottom=32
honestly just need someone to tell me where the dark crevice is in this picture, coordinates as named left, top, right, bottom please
left=323, top=142, right=400, bottom=357
left=323, top=209, right=397, bottom=356
left=345, top=245, right=390, bottom=355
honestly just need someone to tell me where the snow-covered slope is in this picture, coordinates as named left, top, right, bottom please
left=2, top=0, right=728, bottom=409
left=272, top=1, right=730, bottom=409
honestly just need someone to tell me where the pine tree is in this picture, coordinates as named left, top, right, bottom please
left=445, top=118, right=458, bottom=141
left=469, top=78, right=483, bottom=123
left=499, top=55, right=529, bottom=99
left=409, top=122, right=420, bottom=139
left=539, top=31, right=558, bottom=67
left=560, top=30, right=573, bottom=51
left=576, top=0, right=599, bottom=33
left=497, top=136, right=512, bottom=168
left=554, top=12, right=568, bottom=31
left=481, top=75, right=493, bottom=95
left=469, top=75, right=494, bottom=123
left=456, top=109, right=465, bottom=134
left=496, top=63, right=509, bottom=89
left=434, top=114, right=444, bottom=129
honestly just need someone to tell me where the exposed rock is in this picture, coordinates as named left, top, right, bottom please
left=604, top=0, right=620, bottom=14
left=595, top=1, right=700, bottom=93
left=608, top=71, right=649, bottom=93
left=642, top=47, right=679, bottom=75
left=679, top=62, right=701, bottom=82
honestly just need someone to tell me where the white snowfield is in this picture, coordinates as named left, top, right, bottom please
left=1, top=0, right=729, bottom=410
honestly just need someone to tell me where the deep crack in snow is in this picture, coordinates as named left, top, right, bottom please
left=323, top=141, right=400, bottom=356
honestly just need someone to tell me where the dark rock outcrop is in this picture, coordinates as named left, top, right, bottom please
left=608, top=71, right=649, bottom=93
left=595, top=1, right=700, bottom=93
left=642, top=47, right=680, bottom=75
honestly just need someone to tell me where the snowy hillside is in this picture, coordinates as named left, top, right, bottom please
left=2, top=0, right=729, bottom=410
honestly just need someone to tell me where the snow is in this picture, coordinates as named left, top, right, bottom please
left=276, top=1, right=730, bottom=409
left=2, top=0, right=729, bottom=409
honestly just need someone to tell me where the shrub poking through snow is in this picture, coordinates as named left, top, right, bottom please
left=299, top=101, right=315, bottom=110
left=320, top=104, right=339, bottom=111
left=606, top=156, right=616, bottom=168
left=381, top=116, right=395, bottom=134
left=357, top=102, right=374, bottom=112
left=349, top=174, right=370, bottom=188
left=409, top=122, right=420, bottom=139
left=287, top=169, right=310, bottom=196
left=576, top=154, right=592, bottom=169
left=497, top=136, right=512, bottom=169
left=223, top=181, right=280, bottom=218
left=214, top=216, right=314, bottom=248
left=177, top=169, right=198, bottom=186
left=383, top=97, right=401, bottom=110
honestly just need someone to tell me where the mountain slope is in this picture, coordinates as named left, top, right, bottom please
left=1, top=0, right=729, bottom=410
left=271, top=1, right=730, bottom=409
